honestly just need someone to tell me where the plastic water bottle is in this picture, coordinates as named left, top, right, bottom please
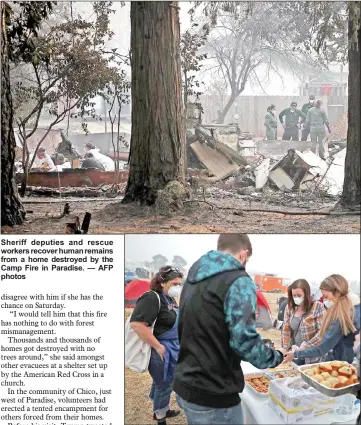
left=334, top=393, right=356, bottom=415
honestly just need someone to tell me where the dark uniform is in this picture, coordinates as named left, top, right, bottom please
left=301, top=99, right=315, bottom=141
left=306, top=106, right=330, bottom=160
left=279, top=106, right=306, bottom=141
left=81, top=157, right=105, bottom=171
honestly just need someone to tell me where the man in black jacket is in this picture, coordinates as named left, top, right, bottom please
left=279, top=102, right=306, bottom=141
left=173, top=234, right=285, bottom=424
left=81, top=153, right=105, bottom=171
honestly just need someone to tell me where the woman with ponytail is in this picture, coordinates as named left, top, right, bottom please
left=264, top=104, right=278, bottom=141
left=130, top=266, right=184, bottom=425
left=283, top=275, right=360, bottom=364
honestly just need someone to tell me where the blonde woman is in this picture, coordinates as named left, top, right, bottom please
left=284, top=275, right=360, bottom=364
left=281, top=279, right=326, bottom=366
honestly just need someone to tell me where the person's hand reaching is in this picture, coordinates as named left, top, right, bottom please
left=283, top=351, right=295, bottom=364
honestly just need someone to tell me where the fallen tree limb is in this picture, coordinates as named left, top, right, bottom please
left=217, top=206, right=360, bottom=216
left=22, top=198, right=118, bottom=204
left=329, top=210, right=361, bottom=216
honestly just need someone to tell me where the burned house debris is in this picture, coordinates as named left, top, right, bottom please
left=183, top=104, right=346, bottom=204
left=15, top=99, right=347, bottom=212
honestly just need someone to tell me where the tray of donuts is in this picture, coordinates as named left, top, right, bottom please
left=299, top=361, right=359, bottom=397
left=244, top=373, right=271, bottom=397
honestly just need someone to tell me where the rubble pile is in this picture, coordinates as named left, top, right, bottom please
left=189, top=137, right=346, bottom=208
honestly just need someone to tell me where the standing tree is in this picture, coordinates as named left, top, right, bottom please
left=172, top=255, right=187, bottom=273
left=201, top=3, right=318, bottom=123
left=1, top=2, right=25, bottom=226
left=1, top=1, right=55, bottom=226
left=11, top=2, right=124, bottom=196
left=206, top=77, right=229, bottom=120
left=107, top=83, right=131, bottom=190
left=341, top=2, right=360, bottom=208
left=123, top=2, right=185, bottom=205
left=152, top=254, right=168, bottom=271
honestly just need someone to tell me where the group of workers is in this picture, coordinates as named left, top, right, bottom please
left=264, top=95, right=331, bottom=160
left=128, top=234, right=360, bottom=425
left=28, top=142, right=115, bottom=172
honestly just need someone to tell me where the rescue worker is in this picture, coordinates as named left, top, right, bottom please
left=305, top=100, right=331, bottom=160
left=279, top=101, right=306, bottom=141
left=264, top=104, right=278, bottom=141
left=301, top=95, right=316, bottom=141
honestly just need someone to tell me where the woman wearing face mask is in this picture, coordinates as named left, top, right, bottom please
left=130, top=266, right=183, bottom=425
left=265, top=104, right=278, bottom=141
left=284, top=275, right=360, bottom=364
left=281, top=279, right=326, bottom=366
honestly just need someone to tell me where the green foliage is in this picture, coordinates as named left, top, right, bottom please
left=5, top=0, right=130, bottom=182
left=5, top=1, right=56, bottom=62
left=180, top=23, right=209, bottom=108
left=8, top=2, right=130, bottom=139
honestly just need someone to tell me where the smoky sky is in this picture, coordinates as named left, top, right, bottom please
left=125, top=234, right=360, bottom=284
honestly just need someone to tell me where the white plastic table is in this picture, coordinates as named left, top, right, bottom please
left=240, top=362, right=359, bottom=425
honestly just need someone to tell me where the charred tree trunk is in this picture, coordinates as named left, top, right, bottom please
left=340, top=2, right=360, bottom=209
left=123, top=1, right=185, bottom=205
left=1, top=4, right=25, bottom=226
left=216, top=95, right=236, bottom=124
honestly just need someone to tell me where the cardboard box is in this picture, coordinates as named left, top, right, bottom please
left=268, top=377, right=334, bottom=424
left=268, top=396, right=333, bottom=424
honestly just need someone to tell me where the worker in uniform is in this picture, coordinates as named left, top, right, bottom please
left=301, top=94, right=316, bottom=141
left=264, top=104, right=278, bottom=141
left=279, top=101, right=306, bottom=141
left=305, top=100, right=331, bottom=160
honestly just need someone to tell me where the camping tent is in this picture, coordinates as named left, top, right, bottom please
left=255, top=289, right=273, bottom=329
left=125, top=279, right=150, bottom=308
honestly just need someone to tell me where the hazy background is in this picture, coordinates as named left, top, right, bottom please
left=125, top=234, right=360, bottom=293
left=75, top=1, right=316, bottom=96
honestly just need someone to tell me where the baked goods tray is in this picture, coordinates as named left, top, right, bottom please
left=265, top=362, right=299, bottom=379
left=299, top=362, right=359, bottom=397
left=244, top=372, right=269, bottom=398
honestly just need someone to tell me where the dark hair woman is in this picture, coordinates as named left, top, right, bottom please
left=264, top=104, right=278, bottom=141
left=281, top=279, right=326, bottom=366
left=130, top=266, right=184, bottom=425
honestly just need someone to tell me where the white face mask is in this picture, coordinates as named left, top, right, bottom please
left=168, top=285, right=182, bottom=298
left=323, top=299, right=335, bottom=309
left=293, top=296, right=304, bottom=306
